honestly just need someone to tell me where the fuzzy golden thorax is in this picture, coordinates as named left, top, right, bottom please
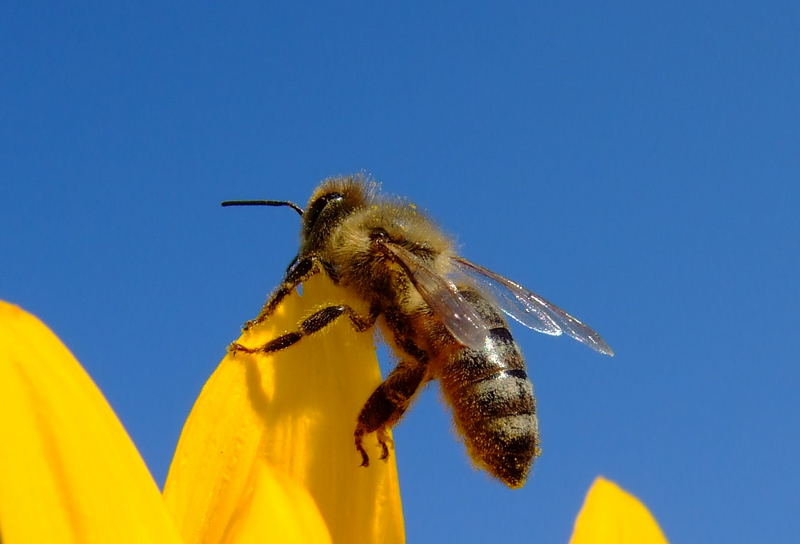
left=323, top=200, right=455, bottom=308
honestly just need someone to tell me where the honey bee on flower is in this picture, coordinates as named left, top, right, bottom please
left=223, top=176, right=613, bottom=488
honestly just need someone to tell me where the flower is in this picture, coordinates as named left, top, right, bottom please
left=0, top=278, right=667, bottom=543
left=570, top=477, right=669, bottom=544
left=162, top=273, right=405, bottom=543
left=0, top=273, right=404, bottom=544
left=0, top=302, right=182, bottom=542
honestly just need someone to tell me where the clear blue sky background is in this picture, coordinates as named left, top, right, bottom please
left=2, top=2, right=798, bottom=542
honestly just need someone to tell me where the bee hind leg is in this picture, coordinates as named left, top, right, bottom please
left=229, top=304, right=378, bottom=355
left=377, top=429, right=394, bottom=460
left=354, top=361, right=426, bottom=466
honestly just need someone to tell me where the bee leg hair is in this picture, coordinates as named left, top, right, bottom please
left=354, top=361, right=426, bottom=467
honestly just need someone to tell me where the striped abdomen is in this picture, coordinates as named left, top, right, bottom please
left=438, top=289, right=540, bottom=488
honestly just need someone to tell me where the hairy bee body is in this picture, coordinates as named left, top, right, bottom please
left=226, top=174, right=612, bottom=489
left=301, top=178, right=539, bottom=485
left=438, top=288, right=539, bottom=487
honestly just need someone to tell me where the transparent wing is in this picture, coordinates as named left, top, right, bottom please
left=452, top=257, right=615, bottom=356
left=383, top=244, right=490, bottom=350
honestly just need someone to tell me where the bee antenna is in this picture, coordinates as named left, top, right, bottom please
left=221, top=200, right=304, bottom=216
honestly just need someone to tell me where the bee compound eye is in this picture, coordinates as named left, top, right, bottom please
left=304, top=192, right=344, bottom=230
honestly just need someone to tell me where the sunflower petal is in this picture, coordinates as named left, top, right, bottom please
left=569, top=477, right=668, bottom=544
left=219, top=463, right=332, bottom=544
left=164, top=274, right=405, bottom=544
left=0, top=302, right=182, bottom=543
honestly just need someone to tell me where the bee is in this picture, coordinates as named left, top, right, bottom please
left=222, top=175, right=613, bottom=488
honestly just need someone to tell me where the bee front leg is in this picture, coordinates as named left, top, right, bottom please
left=243, top=255, right=336, bottom=331
left=230, top=303, right=379, bottom=355
left=354, top=361, right=427, bottom=467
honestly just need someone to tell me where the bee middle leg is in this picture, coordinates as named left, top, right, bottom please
left=230, top=304, right=378, bottom=355
left=354, top=361, right=427, bottom=467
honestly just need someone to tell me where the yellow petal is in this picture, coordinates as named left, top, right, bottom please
left=219, top=463, right=332, bottom=544
left=164, top=273, right=405, bottom=544
left=0, top=301, right=182, bottom=543
left=569, top=477, right=669, bottom=544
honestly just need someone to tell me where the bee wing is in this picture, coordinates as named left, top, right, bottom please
left=383, top=244, right=490, bottom=351
left=452, top=257, right=615, bottom=356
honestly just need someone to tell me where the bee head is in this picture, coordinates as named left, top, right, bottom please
left=301, top=176, right=376, bottom=253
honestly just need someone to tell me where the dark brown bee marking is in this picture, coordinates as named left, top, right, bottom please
left=499, top=368, right=528, bottom=380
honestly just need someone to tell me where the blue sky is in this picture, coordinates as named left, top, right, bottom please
left=2, top=2, right=798, bottom=542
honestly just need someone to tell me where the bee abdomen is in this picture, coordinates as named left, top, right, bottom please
left=441, top=328, right=540, bottom=488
